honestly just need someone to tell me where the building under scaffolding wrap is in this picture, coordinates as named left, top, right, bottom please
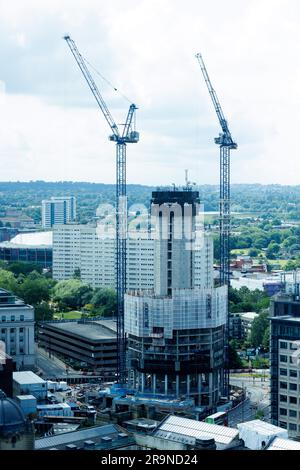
left=125, top=188, right=227, bottom=408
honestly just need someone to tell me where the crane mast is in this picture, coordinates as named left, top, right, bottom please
left=64, top=36, right=139, bottom=384
left=196, top=53, right=237, bottom=397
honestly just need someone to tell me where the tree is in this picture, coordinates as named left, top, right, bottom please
left=35, top=302, right=54, bottom=322
left=250, top=311, right=270, bottom=348
left=52, top=279, right=93, bottom=309
left=253, top=237, right=269, bottom=249
left=266, top=242, right=280, bottom=259
left=17, top=273, right=52, bottom=306
left=282, top=236, right=298, bottom=248
left=9, top=262, right=42, bottom=276
left=91, top=288, right=117, bottom=316
left=0, top=269, right=18, bottom=293
left=262, top=326, right=270, bottom=350
left=272, top=218, right=281, bottom=226
left=228, top=342, right=243, bottom=369
left=248, top=248, right=259, bottom=257
left=229, top=286, right=270, bottom=313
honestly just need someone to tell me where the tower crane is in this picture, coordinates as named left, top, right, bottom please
left=64, top=36, right=139, bottom=384
left=196, top=52, right=237, bottom=396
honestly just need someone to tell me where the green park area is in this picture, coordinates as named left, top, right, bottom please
left=53, top=311, right=82, bottom=320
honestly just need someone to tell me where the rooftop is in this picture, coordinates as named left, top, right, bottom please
left=13, top=371, right=46, bottom=385
left=239, top=312, right=259, bottom=321
left=237, top=419, right=288, bottom=436
left=123, top=418, right=159, bottom=430
left=46, top=320, right=117, bottom=341
left=0, top=390, right=26, bottom=434
left=0, top=288, right=31, bottom=309
left=16, top=395, right=36, bottom=401
left=0, top=231, right=52, bottom=249
left=267, top=437, right=300, bottom=450
left=35, top=423, right=132, bottom=450
left=270, top=315, right=300, bottom=323
left=153, top=415, right=239, bottom=447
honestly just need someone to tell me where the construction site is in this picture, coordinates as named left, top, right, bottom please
left=58, top=36, right=239, bottom=422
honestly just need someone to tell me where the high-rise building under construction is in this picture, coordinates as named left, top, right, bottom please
left=125, top=188, right=227, bottom=407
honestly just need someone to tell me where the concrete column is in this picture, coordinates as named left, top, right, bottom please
left=187, top=374, right=190, bottom=396
left=198, top=373, right=202, bottom=394
left=164, top=374, right=168, bottom=395
left=176, top=375, right=179, bottom=397
left=16, top=328, right=20, bottom=355
left=208, top=372, right=213, bottom=407
left=132, top=370, right=136, bottom=389
left=153, top=373, right=156, bottom=395
left=141, top=373, right=145, bottom=393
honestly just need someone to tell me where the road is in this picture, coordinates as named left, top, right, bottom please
left=227, top=398, right=256, bottom=427
left=229, top=372, right=271, bottom=423
left=35, top=345, right=75, bottom=379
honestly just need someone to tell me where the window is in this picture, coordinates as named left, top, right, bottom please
left=289, top=410, right=297, bottom=418
left=280, top=341, right=288, bottom=349
left=290, top=370, right=297, bottom=378
left=279, top=408, right=287, bottom=416
left=280, top=381, right=287, bottom=389
left=20, top=315, right=24, bottom=321
left=1, top=329, right=5, bottom=334
left=279, top=421, right=287, bottom=429
left=289, top=396, right=297, bottom=404
left=143, top=303, right=149, bottom=328
left=289, top=423, right=297, bottom=431
left=1, top=316, right=6, bottom=322
left=280, top=395, right=287, bottom=402
left=280, top=368, right=287, bottom=376
left=289, top=383, right=297, bottom=391
left=280, top=355, right=287, bottom=363
left=19, top=328, right=24, bottom=333
left=11, top=316, right=15, bottom=322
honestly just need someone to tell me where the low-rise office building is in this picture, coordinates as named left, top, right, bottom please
left=13, top=371, right=47, bottom=401
left=0, top=289, right=35, bottom=368
left=38, top=319, right=117, bottom=373
left=229, top=311, right=258, bottom=340
left=0, top=231, right=52, bottom=268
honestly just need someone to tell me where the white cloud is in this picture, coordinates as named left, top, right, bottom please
left=0, top=0, right=299, bottom=184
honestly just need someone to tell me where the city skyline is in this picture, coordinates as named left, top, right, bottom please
left=0, top=0, right=299, bottom=185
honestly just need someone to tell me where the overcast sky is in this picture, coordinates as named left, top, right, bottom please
left=0, top=0, right=299, bottom=185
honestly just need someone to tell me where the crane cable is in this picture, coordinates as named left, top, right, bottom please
left=83, top=56, right=133, bottom=105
